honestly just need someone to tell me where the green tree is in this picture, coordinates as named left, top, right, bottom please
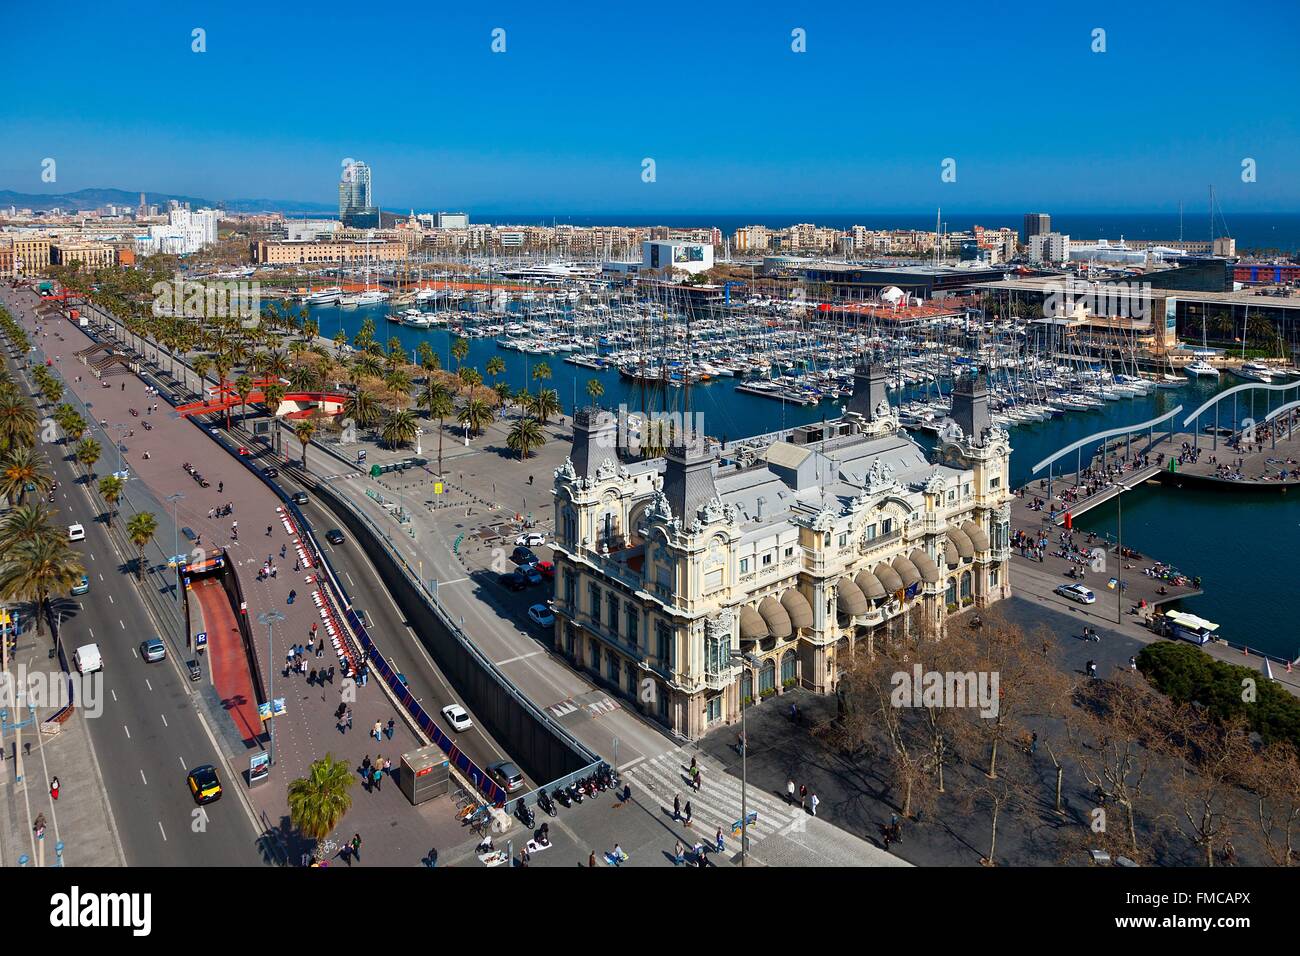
left=0, top=504, right=58, bottom=553
left=0, top=535, right=84, bottom=637
left=530, top=388, right=561, bottom=425
left=586, top=377, right=604, bottom=407
left=380, top=408, right=419, bottom=449
left=420, top=382, right=454, bottom=476
left=126, top=511, right=159, bottom=582
left=0, top=395, right=39, bottom=452
left=98, top=474, right=125, bottom=528
left=506, top=416, right=545, bottom=460
left=287, top=754, right=355, bottom=850
left=485, top=355, right=505, bottom=387
left=457, top=396, right=494, bottom=439
left=1, top=447, right=53, bottom=505
left=235, top=373, right=254, bottom=426
left=531, top=360, right=552, bottom=394
left=293, top=419, right=316, bottom=468
left=451, top=336, right=469, bottom=371
left=344, top=389, right=382, bottom=429
left=75, top=437, right=102, bottom=479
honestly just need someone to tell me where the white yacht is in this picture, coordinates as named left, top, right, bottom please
left=1184, top=359, right=1220, bottom=379
left=305, top=287, right=342, bottom=305
left=1232, top=361, right=1276, bottom=383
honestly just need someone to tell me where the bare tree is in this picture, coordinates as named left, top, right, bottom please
left=1240, top=741, right=1300, bottom=867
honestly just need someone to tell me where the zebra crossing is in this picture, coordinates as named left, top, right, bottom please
left=625, top=747, right=801, bottom=846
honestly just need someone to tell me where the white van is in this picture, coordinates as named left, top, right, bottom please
left=73, top=643, right=102, bottom=674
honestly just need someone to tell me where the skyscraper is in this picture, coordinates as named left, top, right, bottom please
left=1023, top=212, right=1051, bottom=244
left=339, top=161, right=378, bottom=227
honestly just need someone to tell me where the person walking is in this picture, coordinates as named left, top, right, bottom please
left=809, top=792, right=820, bottom=817
left=328, top=665, right=335, bottom=684
left=218, top=481, right=223, bottom=494
left=50, top=776, right=60, bottom=800
left=715, top=827, right=725, bottom=853
left=373, top=720, right=383, bottom=741
left=787, top=779, right=796, bottom=805
left=316, top=641, right=324, bottom=659
left=588, top=851, right=597, bottom=868
left=673, top=839, right=684, bottom=865
left=361, top=755, right=371, bottom=779
left=350, top=833, right=361, bottom=863
left=799, top=784, right=807, bottom=810
left=385, top=718, right=395, bottom=741
left=684, top=800, right=693, bottom=827
left=373, top=767, right=383, bottom=792
left=673, top=794, right=681, bottom=821
left=344, top=707, right=352, bottom=731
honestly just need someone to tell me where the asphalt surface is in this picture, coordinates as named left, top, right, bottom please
left=1, top=285, right=266, bottom=866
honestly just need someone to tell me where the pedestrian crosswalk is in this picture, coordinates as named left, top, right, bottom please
left=545, top=691, right=622, bottom=720
left=625, top=747, right=801, bottom=847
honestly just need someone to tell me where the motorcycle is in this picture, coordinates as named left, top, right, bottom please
left=142, top=421, right=152, bottom=431
left=569, top=783, right=583, bottom=805
left=515, top=798, right=535, bottom=828
left=538, top=790, right=557, bottom=817
left=553, top=786, right=571, bottom=809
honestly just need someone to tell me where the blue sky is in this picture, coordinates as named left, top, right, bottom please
left=3, top=0, right=1298, bottom=215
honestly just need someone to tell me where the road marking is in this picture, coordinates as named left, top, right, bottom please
left=88, top=627, right=94, bottom=639
left=90, top=553, right=95, bottom=561
left=97, top=573, right=103, bottom=581
left=439, top=576, right=468, bottom=586
left=160, top=714, right=168, bottom=728
left=140, top=769, right=148, bottom=785
left=497, top=650, right=542, bottom=666
left=110, top=689, right=117, bottom=702
left=179, top=756, right=186, bottom=769
left=158, top=822, right=167, bottom=842
left=345, top=571, right=355, bottom=586
left=123, top=725, right=131, bottom=739
left=619, top=756, right=647, bottom=772
left=108, top=594, right=114, bottom=604
left=118, top=620, right=125, bottom=630
left=145, top=679, right=152, bottom=692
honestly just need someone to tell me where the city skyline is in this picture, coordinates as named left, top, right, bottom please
left=2, top=1, right=1298, bottom=214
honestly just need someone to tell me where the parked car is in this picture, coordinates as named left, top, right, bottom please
left=527, top=604, right=555, bottom=627
left=535, top=560, right=555, bottom=579
left=261, top=466, right=279, bottom=479
left=497, top=571, right=527, bottom=592
left=325, top=529, right=345, bottom=545
left=140, top=638, right=167, bottom=663
left=1054, top=583, right=1096, bottom=605
left=515, top=531, right=546, bottom=547
left=487, top=761, right=525, bottom=793
left=521, top=566, right=544, bottom=587
left=67, top=523, right=85, bottom=542
left=511, top=546, right=538, bottom=566
left=441, top=703, right=473, bottom=732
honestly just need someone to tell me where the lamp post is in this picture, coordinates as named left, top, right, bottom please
left=257, top=610, right=285, bottom=767
left=165, top=492, right=185, bottom=599
left=729, top=649, right=759, bottom=867
left=1115, top=483, right=1129, bottom=625
left=111, top=423, right=130, bottom=476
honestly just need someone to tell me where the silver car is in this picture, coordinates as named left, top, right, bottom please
left=141, top=638, right=167, bottom=663
left=487, top=761, right=525, bottom=793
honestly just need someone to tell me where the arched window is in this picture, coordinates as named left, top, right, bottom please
left=759, top=658, right=776, bottom=694
left=960, top=571, right=972, bottom=600
left=740, top=669, right=753, bottom=704
left=781, top=650, right=797, bottom=684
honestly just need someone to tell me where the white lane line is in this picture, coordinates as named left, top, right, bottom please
left=439, top=576, right=469, bottom=586
left=97, top=573, right=104, bottom=581
left=345, top=571, right=356, bottom=587
left=110, top=689, right=117, bottom=702
left=158, top=822, right=167, bottom=841
left=145, top=679, right=153, bottom=692
left=123, top=725, right=131, bottom=739
left=619, top=756, right=647, bottom=772
left=179, top=756, right=186, bottom=769
left=160, top=714, right=168, bottom=728
left=497, top=650, right=542, bottom=666
left=108, top=594, right=114, bottom=605
left=90, top=553, right=96, bottom=561
left=140, top=769, right=148, bottom=785
left=88, top=627, right=95, bottom=639
left=118, top=620, right=125, bottom=630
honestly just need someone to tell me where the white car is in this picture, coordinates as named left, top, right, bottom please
left=527, top=603, right=555, bottom=627
left=515, top=532, right=546, bottom=547
left=441, top=703, right=473, bottom=733
left=1054, top=583, right=1096, bottom=605
left=67, top=524, right=86, bottom=542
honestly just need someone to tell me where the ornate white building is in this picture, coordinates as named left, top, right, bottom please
left=550, top=365, right=1012, bottom=739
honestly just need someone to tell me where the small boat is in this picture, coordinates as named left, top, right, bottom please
left=1184, top=359, right=1219, bottom=379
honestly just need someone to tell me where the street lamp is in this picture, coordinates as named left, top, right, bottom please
left=257, top=610, right=285, bottom=767
left=729, top=649, right=760, bottom=867
left=1115, top=482, right=1130, bottom=625
left=165, top=492, right=185, bottom=600
left=111, top=423, right=130, bottom=477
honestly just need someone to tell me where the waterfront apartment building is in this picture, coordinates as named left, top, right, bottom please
left=252, top=238, right=408, bottom=265
left=731, top=225, right=772, bottom=253
left=1023, top=212, right=1051, bottom=244
left=9, top=236, right=52, bottom=275
left=550, top=366, right=1012, bottom=739
left=1029, top=232, right=1070, bottom=265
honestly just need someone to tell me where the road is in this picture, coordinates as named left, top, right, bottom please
left=0, top=284, right=266, bottom=865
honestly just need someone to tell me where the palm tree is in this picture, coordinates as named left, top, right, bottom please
left=0, top=504, right=58, bottom=553
left=458, top=367, right=482, bottom=390
left=75, top=437, right=101, bottom=480
left=98, top=475, right=125, bottom=528
left=506, top=416, right=545, bottom=460
left=457, top=396, right=494, bottom=440
left=293, top=419, right=316, bottom=468
left=586, top=377, right=604, bottom=407
left=420, top=382, right=454, bottom=476
left=235, top=373, right=254, bottom=426
left=126, top=511, right=159, bottom=582
left=486, top=356, right=505, bottom=388
left=192, top=355, right=212, bottom=398
left=0, top=535, right=84, bottom=638
left=531, top=360, right=552, bottom=394
left=262, top=383, right=287, bottom=456
left=287, top=754, right=354, bottom=850
left=213, top=352, right=234, bottom=429
left=344, top=389, right=381, bottom=429
left=451, top=337, right=470, bottom=372
left=1, top=447, right=53, bottom=505
left=380, top=408, right=419, bottom=449
left=0, top=395, right=38, bottom=452
left=531, top=388, right=561, bottom=425
left=384, top=367, right=411, bottom=395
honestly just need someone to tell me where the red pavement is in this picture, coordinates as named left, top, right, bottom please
left=191, top=577, right=263, bottom=745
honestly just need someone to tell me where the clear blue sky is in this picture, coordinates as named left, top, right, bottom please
left=3, top=0, right=1298, bottom=215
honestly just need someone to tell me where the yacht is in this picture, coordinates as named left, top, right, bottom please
left=1184, top=359, right=1220, bottom=379
left=1232, top=361, right=1276, bottom=383
left=305, top=287, right=342, bottom=305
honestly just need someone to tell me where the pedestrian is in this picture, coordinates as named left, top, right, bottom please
left=674, top=839, right=684, bottom=865
left=350, top=833, right=361, bottom=862
left=787, top=779, right=796, bottom=804
left=673, top=794, right=681, bottom=820
left=361, top=755, right=371, bottom=779
left=328, top=665, right=335, bottom=684
left=317, top=642, right=324, bottom=659
left=383, top=757, right=391, bottom=774
left=588, top=851, right=596, bottom=868
left=305, top=638, right=313, bottom=656
left=280, top=544, right=286, bottom=559
left=50, top=776, right=60, bottom=800
left=385, top=718, right=395, bottom=740
left=1129, top=656, right=1137, bottom=671
left=1030, top=732, right=1038, bottom=755
left=373, top=767, right=383, bottom=792
left=218, top=481, right=223, bottom=494
left=266, top=525, right=272, bottom=537
left=715, top=827, right=725, bottom=853
left=684, top=801, right=693, bottom=827
left=373, top=720, right=383, bottom=741
left=345, top=707, right=352, bottom=731
left=809, top=792, right=819, bottom=817
left=799, top=784, right=807, bottom=810
left=311, top=622, right=318, bottom=638
left=692, top=766, right=701, bottom=792
left=309, top=668, right=317, bottom=686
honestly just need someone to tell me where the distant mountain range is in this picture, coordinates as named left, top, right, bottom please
left=0, top=187, right=337, bottom=215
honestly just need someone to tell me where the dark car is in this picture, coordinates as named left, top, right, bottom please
left=511, top=546, right=538, bottom=566
left=497, top=571, right=528, bottom=592
left=292, top=491, right=309, bottom=505
left=325, top=529, right=345, bottom=545
left=521, top=566, right=544, bottom=587
left=261, top=466, right=279, bottom=479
